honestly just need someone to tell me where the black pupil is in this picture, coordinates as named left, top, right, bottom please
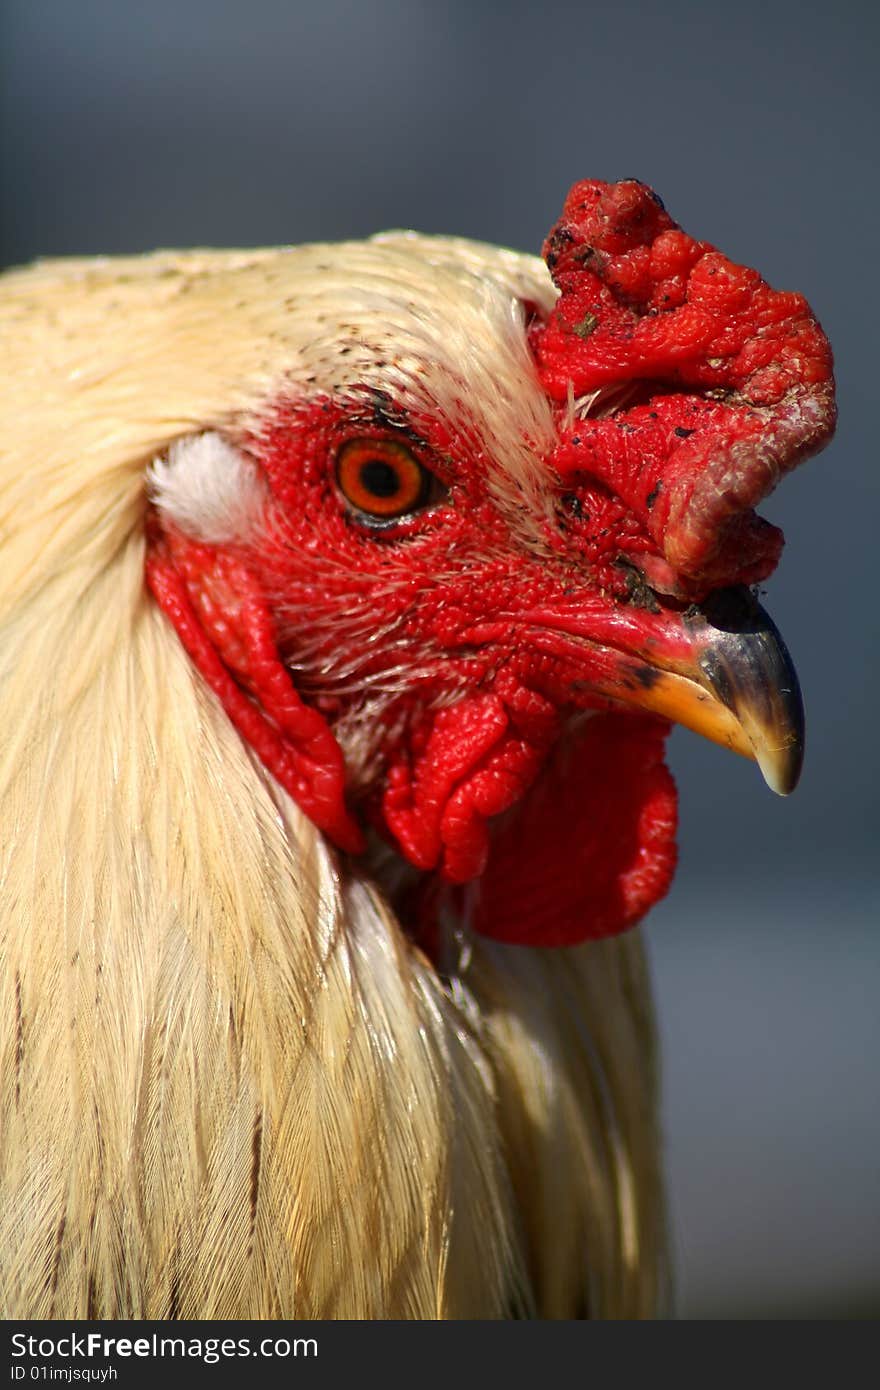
left=359, top=459, right=402, bottom=498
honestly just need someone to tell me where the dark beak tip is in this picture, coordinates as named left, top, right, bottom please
left=694, top=589, right=806, bottom=799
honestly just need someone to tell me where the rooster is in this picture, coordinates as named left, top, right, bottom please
left=0, top=180, right=834, bottom=1319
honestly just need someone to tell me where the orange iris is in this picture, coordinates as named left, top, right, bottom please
left=336, top=438, right=428, bottom=518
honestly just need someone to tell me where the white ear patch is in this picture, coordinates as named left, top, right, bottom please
left=147, top=432, right=268, bottom=544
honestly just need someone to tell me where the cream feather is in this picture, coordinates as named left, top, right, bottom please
left=0, top=239, right=666, bottom=1318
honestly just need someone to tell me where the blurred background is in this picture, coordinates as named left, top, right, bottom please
left=1, top=0, right=876, bottom=1319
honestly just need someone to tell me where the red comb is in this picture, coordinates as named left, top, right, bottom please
left=534, top=179, right=835, bottom=593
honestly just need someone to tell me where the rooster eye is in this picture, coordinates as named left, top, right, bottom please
left=336, top=438, right=432, bottom=521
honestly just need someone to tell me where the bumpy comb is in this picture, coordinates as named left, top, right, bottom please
left=534, top=179, right=836, bottom=596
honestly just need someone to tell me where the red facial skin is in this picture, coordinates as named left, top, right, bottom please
left=147, top=397, right=673, bottom=900
left=146, top=180, right=835, bottom=948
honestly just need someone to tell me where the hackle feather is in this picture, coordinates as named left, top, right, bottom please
left=0, top=241, right=667, bottom=1317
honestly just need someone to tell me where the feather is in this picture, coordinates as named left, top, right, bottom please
left=0, top=239, right=666, bottom=1317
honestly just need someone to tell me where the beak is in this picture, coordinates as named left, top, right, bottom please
left=525, top=585, right=804, bottom=795
left=606, top=588, right=805, bottom=795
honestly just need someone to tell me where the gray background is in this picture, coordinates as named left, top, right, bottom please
left=2, top=0, right=876, bottom=1318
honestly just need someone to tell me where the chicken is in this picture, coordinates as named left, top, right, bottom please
left=0, top=179, right=835, bottom=1319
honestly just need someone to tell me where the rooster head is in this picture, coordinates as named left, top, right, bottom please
left=146, top=180, right=835, bottom=947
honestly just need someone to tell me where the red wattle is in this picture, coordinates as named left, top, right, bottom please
left=146, top=531, right=363, bottom=855
left=473, top=714, right=677, bottom=946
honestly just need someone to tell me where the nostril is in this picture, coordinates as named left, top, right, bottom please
left=613, top=557, right=661, bottom=613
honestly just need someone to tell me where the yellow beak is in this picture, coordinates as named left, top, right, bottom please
left=606, top=589, right=804, bottom=795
